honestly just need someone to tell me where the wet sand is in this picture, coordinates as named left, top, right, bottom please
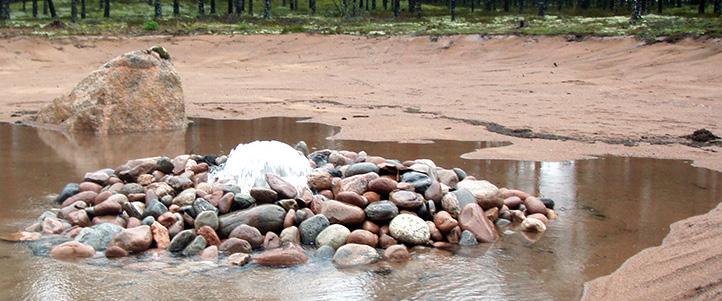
left=1, top=34, right=721, bottom=300
left=1, top=34, right=720, bottom=170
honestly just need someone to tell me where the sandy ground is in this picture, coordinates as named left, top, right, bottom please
left=0, top=34, right=721, bottom=300
left=581, top=202, right=722, bottom=300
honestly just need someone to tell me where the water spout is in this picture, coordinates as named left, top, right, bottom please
left=209, top=140, right=311, bottom=193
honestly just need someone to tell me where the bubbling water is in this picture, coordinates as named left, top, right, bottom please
left=208, top=140, right=311, bottom=193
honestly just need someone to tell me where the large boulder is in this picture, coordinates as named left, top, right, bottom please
left=35, top=47, right=186, bottom=134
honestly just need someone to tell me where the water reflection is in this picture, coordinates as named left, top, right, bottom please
left=0, top=118, right=720, bottom=300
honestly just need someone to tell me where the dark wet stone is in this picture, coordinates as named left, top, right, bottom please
left=120, top=183, right=145, bottom=196
left=415, top=200, right=436, bottom=220
left=182, top=236, right=208, bottom=256
left=364, top=201, right=399, bottom=222
left=168, top=230, right=196, bottom=253
left=250, top=188, right=278, bottom=204
left=452, top=168, right=467, bottom=181
left=400, top=171, right=433, bottom=194
left=122, top=202, right=143, bottom=219
left=458, top=230, right=479, bottom=246
left=143, top=200, right=168, bottom=219
left=218, top=205, right=286, bottom=237
left=309, top=150, right=332, bottom=166
left=540, top=198, right=555, bottom=209
left=299, top=214, right=330, bottom=245
left=141, top=216, right=156, bottom=226
left=233, top=193, right=256, bottom=210
left=156, top=157, right=174, bottom=174
left=193, top=198, right=218, bottom=215
left=276, top=199, right=299, bottom=211
left=54, top=183, right=80, bottom=204
left=344, top=162, right=379, bottom=178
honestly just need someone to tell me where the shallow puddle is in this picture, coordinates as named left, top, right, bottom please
left=0, top=117, right=720, bottom=300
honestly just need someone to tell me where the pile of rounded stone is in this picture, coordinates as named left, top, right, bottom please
left=25, top=146, right=556, bottom=268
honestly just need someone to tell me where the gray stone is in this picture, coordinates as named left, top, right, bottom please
left=218, top=205, right=286, bottom=237
left=168, top=230, right=196, bottom=253
left=332, top=243, right=380, bottom=267
left=74, top=223, right=124, bottom=251
left=389, top=214, right=431, bottom=245
left=299, top=214, right=330, bottom=245
left=316, top=224, right=351, bottom=250
left=182, top=236, right=208, bottom=256
left=195, top=211, right=219, bottom=230
left=54, top=183, right=80, bottom=204
left=315, top=245, right=336, bottom=259
left=343, top=162, right=379, bottom=177
left=173, top=188, right=197, bottom=206
left=458, top=230, right=479, bottom=246
left=364, top=201, right=399, bottom=222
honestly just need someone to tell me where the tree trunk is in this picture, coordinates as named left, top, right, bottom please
left=236, top=0, right=244, bottom=14
left=23, top=0, right=27, bottom=12
left=537, top=0, right=546, bottom=15
left=43, top=0, right=48, bottom=15
left=393, top=0, right=400, bottom=16
left=698, top=0, right=706, bottom=14
left=450, top=0, right=456, bottom=20
left=248, top=0, right=253, bottom=15
left=154, top=0, right=161, bottom=18
left=372, top=0, right=376, bottom=9
left=210, top=0, right=216, bottom=14
left=640, top=0, right=646, bottom=14
left=173, top=0, right=179, bottom=15
left=32, top=0, right=38, bottom=17
left=503, top=0, right=509, bottom=11
left=715, top=0, right=721, bottom=15
left=0, top=0, right=8, bottom=20
left=518, top=0, right=523, bottom=11
left=383, top=0, right=388, bottom=9
left=656, top=0, right=662, bottom=13
left=48, top=0, right=57, bottom=18
left=71, top=0, right=78, bottom=22
left=415, top=0, right=420, bottom=16
left=263, top=0, right=269, bottom=18
left=630, top=0, right=641, bottom=21
left=103, top=0, right=109, bottom=17
left=227, top=0, right=232, bottom=13
left=198, top=0, right=205, bottom=16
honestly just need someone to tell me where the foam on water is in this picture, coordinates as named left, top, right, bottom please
left=208, top=140, right=311, bottom=193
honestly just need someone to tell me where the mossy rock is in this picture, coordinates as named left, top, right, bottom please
left=150, top=46, right=171, bottom=60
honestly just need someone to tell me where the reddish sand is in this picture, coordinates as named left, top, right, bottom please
left=0, top=34, right=721, bottom=300
left=582, top=202, right=722, bottom=300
